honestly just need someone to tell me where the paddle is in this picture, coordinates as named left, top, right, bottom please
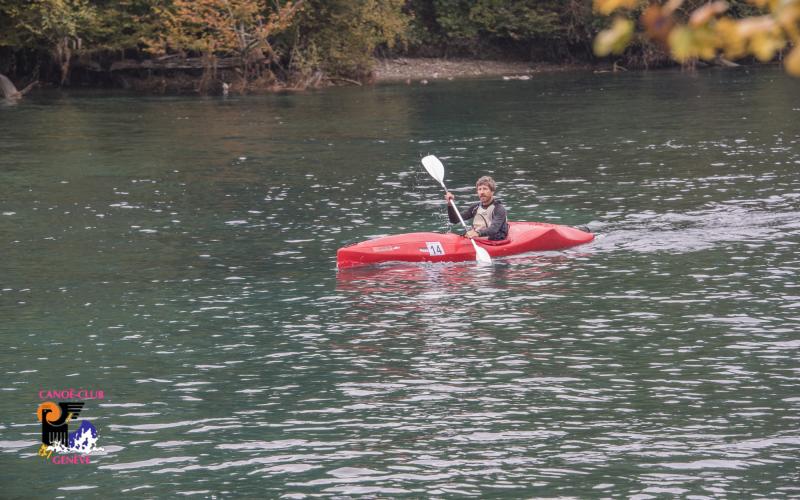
left=421, top=155, right=492, bottom=265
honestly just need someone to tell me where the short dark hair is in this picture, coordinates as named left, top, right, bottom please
left=476, top=176, right=496, bottom=192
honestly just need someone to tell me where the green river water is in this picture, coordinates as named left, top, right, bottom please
left=1, top=67, right=799, bottom=498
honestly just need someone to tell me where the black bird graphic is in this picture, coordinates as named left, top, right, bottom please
left=37, top=401, right=84, bottom=446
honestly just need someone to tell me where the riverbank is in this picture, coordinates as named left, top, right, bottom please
left=373, top=57, right=592, bottom=83
left=7, top=56, right=747, bottom=97
left=2, top=58, right=596, bottom=97
left=42, top=57, right=600, bottom=94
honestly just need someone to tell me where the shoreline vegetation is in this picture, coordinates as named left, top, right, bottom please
left=0, top=0, right=795, bottom=98
left=2, top=55, right=754, bottom=98
left=0, top=57, right=597, bottom=96
left=1, top=53, right=752, bottom=97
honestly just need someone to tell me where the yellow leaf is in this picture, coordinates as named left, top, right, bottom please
left=689, top=1, right=729, bottom=27
left=594, top=18, right=634, bottom=56
left=750, top=29, right=786, bottom=60
left=785, top=45, right=800, bottom=76
left=694, top=27, right=719, bottom=60
left=716, top=18, right=747, bottom=59
left=594, top=0, right=639, bottom=16
left=666, top=24, right=718, bottom=61
left=736, top=16, right=775, bottom=38
left=776, top=4, right=800, bottom=38
left=668, top=26, right=695, bottom=61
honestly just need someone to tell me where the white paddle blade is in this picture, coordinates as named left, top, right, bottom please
left=473, top=241, right=493, bottom=265
left=421, top=155, right=445, bottom=186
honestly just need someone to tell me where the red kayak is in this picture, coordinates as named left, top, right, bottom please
left=337, top=221, right=593, bottom=269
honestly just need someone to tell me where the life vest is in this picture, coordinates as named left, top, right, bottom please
left=473, top=200, right=505, bottom=232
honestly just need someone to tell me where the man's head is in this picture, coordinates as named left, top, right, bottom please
left=476, top=176, right=496, bottom=205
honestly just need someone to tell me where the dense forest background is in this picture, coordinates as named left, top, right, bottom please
left=0, top=0, right=787, bottom=93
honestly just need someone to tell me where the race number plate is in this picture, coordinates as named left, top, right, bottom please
left=425, top=241, right=445, bottom=256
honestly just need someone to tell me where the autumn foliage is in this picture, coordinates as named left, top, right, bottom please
left=593, top=0, right=800, bottom=76
left=151, top=0, right=302, bottom=90
left=0, top=0, right=798, bottom=93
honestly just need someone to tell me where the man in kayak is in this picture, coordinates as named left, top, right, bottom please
left=445, top=176, right=509, bottom=240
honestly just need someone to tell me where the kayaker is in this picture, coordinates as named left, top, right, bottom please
left=445, top=176, right=509, bottom=240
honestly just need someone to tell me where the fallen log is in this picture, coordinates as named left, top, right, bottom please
left=0, top=73, right=37, bottom=100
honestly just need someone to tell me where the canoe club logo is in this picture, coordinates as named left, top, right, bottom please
left=36, top=389, right=104, bottom=464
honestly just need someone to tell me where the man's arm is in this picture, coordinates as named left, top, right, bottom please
left=447, top=201, right=477, bottom=224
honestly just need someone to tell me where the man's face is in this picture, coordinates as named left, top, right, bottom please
left=477, top=184, right=493, bottom=204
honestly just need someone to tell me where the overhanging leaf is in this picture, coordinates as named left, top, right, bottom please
left=785, top=45, right=800, bottom=76
left=593, top=0, right=639, bottom=16
left=594, top=17, right=634, bottom=56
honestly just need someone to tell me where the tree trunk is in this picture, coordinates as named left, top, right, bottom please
left=54, top=37, right=72, bottom=86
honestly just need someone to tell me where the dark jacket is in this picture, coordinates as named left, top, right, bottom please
left=447, top=198, right=509, bottom=240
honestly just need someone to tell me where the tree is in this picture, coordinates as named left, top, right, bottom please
left=404, top=0, right=603, bottom=60
left=290, top=0, right=408, bottom=80
left=150, top=0, right=302, bottom=90
left=91, top=0, right=174, bottom=53
left=437, top=0, right=562, bottom=41
left=0, top=0, right=100, bottom=84
left=593, top=0, right=800, bottom=76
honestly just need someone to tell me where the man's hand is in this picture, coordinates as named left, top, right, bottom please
left=465, top=229, right=480, bottom=239
left=444, top=192, right=454, bottom=203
